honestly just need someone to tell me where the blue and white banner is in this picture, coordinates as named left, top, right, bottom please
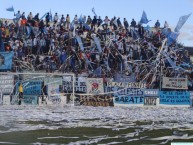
left=105, top=87, right=143, bottom=96
left=107, top=82, right=146, bottom=88
left=167, top=31, right=180, bottom=45
left=144, top=89, right=159, bottom=97
left=114, top=96, right=144, bottom=105
left=0, top=52, right=14, bottom=70
left=159, top=91, right=190, bottom=105
left=109, top=87, right=144, bottom=106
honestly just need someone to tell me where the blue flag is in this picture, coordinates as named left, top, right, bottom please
left=83, top=23, right=91, bottom=30
left=140, top=11, right=151, bottom=24
left=70, top=20, right=75, bottom=30
left=167, top=31, right=179, bottom=45
left=174, top=13, right=191, bottom=32
left=50, top=9, right=52, bottom=21
left=76, top=36, right=84, bottom=51
left=79, top=14, right=83, bottom=23
left=0, top=51, right=14, bottom=70
left=93, top=37, right=102, bottom=53
left=6, top=6, right=14, bottom=12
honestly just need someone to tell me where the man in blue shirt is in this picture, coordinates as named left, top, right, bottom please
left=155, top=20, right=160, bottom=28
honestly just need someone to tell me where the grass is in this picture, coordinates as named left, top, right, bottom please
left=0, top=121, right=193, bottom=144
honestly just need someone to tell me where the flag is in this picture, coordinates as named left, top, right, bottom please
left=162, top=51, right=176, bottom=68
left=79, top=14, right=83, bottom=23
left=167, top=31, right=179, bottom=45
left=162, top=28, right=170, bottom=36
left=140, top=11, right=151, bottom=24
left=70, top=20, right=75, bottom=30
left=40, top=12, right=49, bottom=20
left=0, top=51, right=14, bottom=70
left=50, top=9, right=52, bottom=21
left=174, top=13, right=191, bottom=32
left=6, top=6, right=14, bottom=12
left=92, top=7, right=97, bottom=18
left=83, top=23, right=91, bottom=30
left=76, top=36, right=84, bottom=51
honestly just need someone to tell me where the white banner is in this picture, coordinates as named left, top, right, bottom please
left=87, top=78, right=104, bottom=94
left=107, top=82, right=146, bottom=88
left=47, top=84, right=60, bottom=97
left=63, top=76, right=87, bottom=93
left=44, top=77, right=62, bottom=85
left=162, top=77, right=188, bottom=90
left=0, top=75, right=14, bottom=94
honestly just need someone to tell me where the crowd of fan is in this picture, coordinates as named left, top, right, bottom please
left=0, top=11, right=193, bottom=89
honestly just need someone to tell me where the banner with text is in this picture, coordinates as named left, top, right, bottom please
left=162, top=77, right=188, bottom=90
left=61, top=76, right=87, bottom=93
left=159, top=91, right=190, bottom=105
left=144, top=89, right=159, bottom=97
left=0, top=75, right=14, bottom=94
left=47, top=84, right=60, bottom=98
left=106, top=82, right=146, bottom=88
left=144, top=97, right=157, bottom=106
left=105, top=87, right=144, bottom=96
left=108, top=87, right=144, bottom=106
left=75, top=95, right=114, bottom=107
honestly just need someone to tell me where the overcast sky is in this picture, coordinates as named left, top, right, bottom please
left=1, top=0, right=193, bottom=46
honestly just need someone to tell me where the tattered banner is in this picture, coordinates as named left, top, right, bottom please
left=162, top=77, right=188, bottom=90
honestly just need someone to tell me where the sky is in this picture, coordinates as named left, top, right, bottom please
left=0, top=0, right=193, bottom=46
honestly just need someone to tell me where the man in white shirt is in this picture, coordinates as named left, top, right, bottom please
left=54, top=13, right=59, bottom=24
left=13, top=11, right=21, bottom=24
